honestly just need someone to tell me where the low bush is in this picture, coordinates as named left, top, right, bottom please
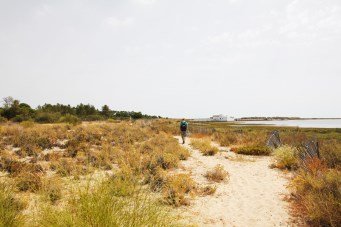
left=0, top=116, right=7, bottom=123
left=234, top=145, right=271, bottom=156
left=0, top=182, right=25, bottom=227
left=162, top=173, right=196, bottom=207
left=273, top=146, right=298, bottom=170
left=320, top=141, right=341, bottom=168
left=191, top=139, right=219, bottom=156
left=147, top=167, right=168, bottom=192
left=0, top=157, right=44, bottom=176
left=205, top=165, right=229, bottom=182
left=20, top=120, right=35, bottom=128
left=35, top=112, right=61, bottom=123
left=59, top=114, right=81, bottom=125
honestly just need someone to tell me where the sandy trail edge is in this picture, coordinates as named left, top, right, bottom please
left=175, top=136, right=294, bottom=227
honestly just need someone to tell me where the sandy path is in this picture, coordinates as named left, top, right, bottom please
left=176, top=137, right=293, bottom=227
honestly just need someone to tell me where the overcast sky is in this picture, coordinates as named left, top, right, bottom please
left=0, top=0, right=340, bottom=118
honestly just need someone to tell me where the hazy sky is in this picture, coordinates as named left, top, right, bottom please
left=0, top=0, right=340, bottom=118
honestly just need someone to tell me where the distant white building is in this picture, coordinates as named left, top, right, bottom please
left=193, top=115, right=235, bottom=122
left=210, top=115, right=235, bottom=122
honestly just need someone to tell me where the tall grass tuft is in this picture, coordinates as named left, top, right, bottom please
left=0, top=182, right=25, bottom=227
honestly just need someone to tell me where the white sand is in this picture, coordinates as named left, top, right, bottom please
left=176, top=137, right=294, bottom=227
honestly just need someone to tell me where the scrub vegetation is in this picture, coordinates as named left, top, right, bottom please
left=0, top=120, right=195, bottom=226
left=1, top=113, right=340, bottom=226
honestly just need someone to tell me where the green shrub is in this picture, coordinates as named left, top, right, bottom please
left=12, top=115, right=31, bottom=123
left=35, top=112, right=60, bottom=123
left=59, top=114, right=81, bottom=125
left=0, top=182, right=25, bottom=227
left=0, top=116, right=7, bottom=123
left=234, top=145, right=271, bottom=156
left=273, top=146, right=298, bottom=170
left=320, top=142, right=341, bottom=168
left=83, top=114, right=104, bottom=121
left=20, top=120, right=35, bottom=128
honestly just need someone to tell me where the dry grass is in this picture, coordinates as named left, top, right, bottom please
left=225, top=154, right=256, bottom=162
left=37, top=176, right=179, bottom=227
left=190, top=139, right=219, bottom=156
left=40, top=176, right=63, bottom=204
left=204, top=165, right=229, bottom=182
left=198, top=185, right=217, bottom=196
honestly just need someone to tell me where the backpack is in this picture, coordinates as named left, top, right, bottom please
left=180, top=121, right=187, bottom=131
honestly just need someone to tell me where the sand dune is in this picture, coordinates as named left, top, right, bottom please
left=176, top=137, right=294, bottom=227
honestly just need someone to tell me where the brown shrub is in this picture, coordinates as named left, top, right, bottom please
left=205, top=165, right=229, bottom=182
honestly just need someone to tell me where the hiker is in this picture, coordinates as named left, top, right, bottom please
left=180, top=119, right=188, bottom=144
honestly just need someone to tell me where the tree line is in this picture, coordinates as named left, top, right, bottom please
left=0, top=96, right=160, bottom=123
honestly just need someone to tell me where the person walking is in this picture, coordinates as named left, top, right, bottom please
left=180, top=119, right=188, bottom=144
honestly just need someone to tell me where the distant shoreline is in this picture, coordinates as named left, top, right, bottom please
left=236, top=118, right=341, bottom=121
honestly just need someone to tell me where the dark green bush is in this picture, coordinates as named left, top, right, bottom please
left=35, top=112, right=60, bottom=123
left=0, top=116, right=7, bottom=123
left=59, top=114, right=81, bottom=125
left=83, top=114, right=104, bottom=121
